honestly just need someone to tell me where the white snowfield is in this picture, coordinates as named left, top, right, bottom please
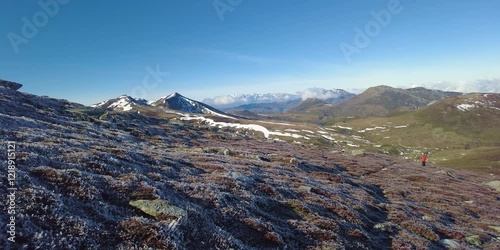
left=181, top=115, right=310, bottom=140
left=358, top=126, right=386, bottom=133
left=269, top=131, right=309, bottom=140
left=334, top=125, right=353, bottom=130
left=181, top=116, right=272, bottom=137
left=457, top=103, right=475, bottom=111
left=104, top=97, right=134, bottom=111
left=205, top=109, right=237, bottom=119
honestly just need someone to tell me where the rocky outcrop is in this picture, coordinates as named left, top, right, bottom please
left=0, top=79, right=23, bottom=91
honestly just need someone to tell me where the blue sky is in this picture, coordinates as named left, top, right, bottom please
left=1, top=0, right=499, bottom=105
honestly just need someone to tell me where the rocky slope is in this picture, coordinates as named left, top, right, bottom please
left=0, top=79, right=23, bottom=91
left=0, top=86, right=499, bottom=249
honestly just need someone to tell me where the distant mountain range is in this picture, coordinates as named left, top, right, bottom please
left=211, top=88, right=355, bottom=114
left=203, top=93, right=300, bottom=109
left=410, top=78, right=500, bottom=94
left=204, top=88, right=355, bottom=110
left=223, top=99, right=303, bottom=114
left=95, top=86, right=465, bottom=120
left=95, top=92, right=235, bottom=119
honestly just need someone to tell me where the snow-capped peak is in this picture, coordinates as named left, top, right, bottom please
left=151, top=93, right=237, bottom=119
left=94, top=95, right=148, bottom=111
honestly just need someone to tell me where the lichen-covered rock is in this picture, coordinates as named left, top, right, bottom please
left=351, top=149, right=365, bottom=156
left=129, top=199, right=187, bottom=218
left=439, top=239, right=461, bottom=249
left=465, top=235, right=482, bottom=246
left=486, top=180, right=500, bottom=192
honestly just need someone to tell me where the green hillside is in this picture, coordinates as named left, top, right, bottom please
left=339, top=93, right=500, bottom=174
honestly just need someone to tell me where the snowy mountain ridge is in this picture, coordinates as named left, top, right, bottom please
left=204, top=88, right=355, bottom=109
left=95, top=92, right=236, bottom=119
left=203, top=93, right=301, bottom=109
left=94, top=95, right=149, bottom=111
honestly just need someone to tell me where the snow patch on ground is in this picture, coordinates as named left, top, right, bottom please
left=335, top=125, right=352, bottom=130
left=457, top=104, right=475, bottom=111
left=205, top=109, right=237, bottom=119
left=364, top=127, right=386, bottom=131
left=321, top=135, right=337, bottom=142
left=181, top=115, right=309, bottom=140
left=394, top=125, right=408, bottom=129
left=181, top=116, right=271, bottom=138
left=269, top=131, right=309, bottom=139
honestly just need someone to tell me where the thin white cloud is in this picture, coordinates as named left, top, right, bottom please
left=409, top=78, right=500, bottom=93
left=296, top=88, right=348, bottom=100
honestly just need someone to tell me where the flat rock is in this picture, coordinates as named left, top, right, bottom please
left=129, top=199, right=187, bottom=218
left=298, top=185, right=312, bottom=192
left=465, top=235, right=481, bottom=246
left=0, top=79, right=23, bottom=91
left=486, top=180, right=500, bottom=192
left=439, top=239, right=461, bottom=249
left=489, top=226, right=500, bottom=233
left=351, top=149, right=365, bottom=156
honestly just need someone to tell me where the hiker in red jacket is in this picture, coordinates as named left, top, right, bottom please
left=421, top=153, right=427, bottom=166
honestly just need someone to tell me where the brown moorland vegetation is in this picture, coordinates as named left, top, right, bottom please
left=0, top=86, right=499, bottom=249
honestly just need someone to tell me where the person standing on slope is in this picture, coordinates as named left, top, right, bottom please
left=421, top=153, right=427, bottom=166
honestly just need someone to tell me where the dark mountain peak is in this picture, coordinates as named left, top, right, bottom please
left=152, top=93, right=236, bottom=118
left=0, top=79, right=23, bottom=91
left=168, top=92, right=182, bottom=98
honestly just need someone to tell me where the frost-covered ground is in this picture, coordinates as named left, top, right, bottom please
left=1, top=86, right=499, bottom=249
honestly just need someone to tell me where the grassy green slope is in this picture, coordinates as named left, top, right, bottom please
left=340, top=93, right=500, bottom=174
